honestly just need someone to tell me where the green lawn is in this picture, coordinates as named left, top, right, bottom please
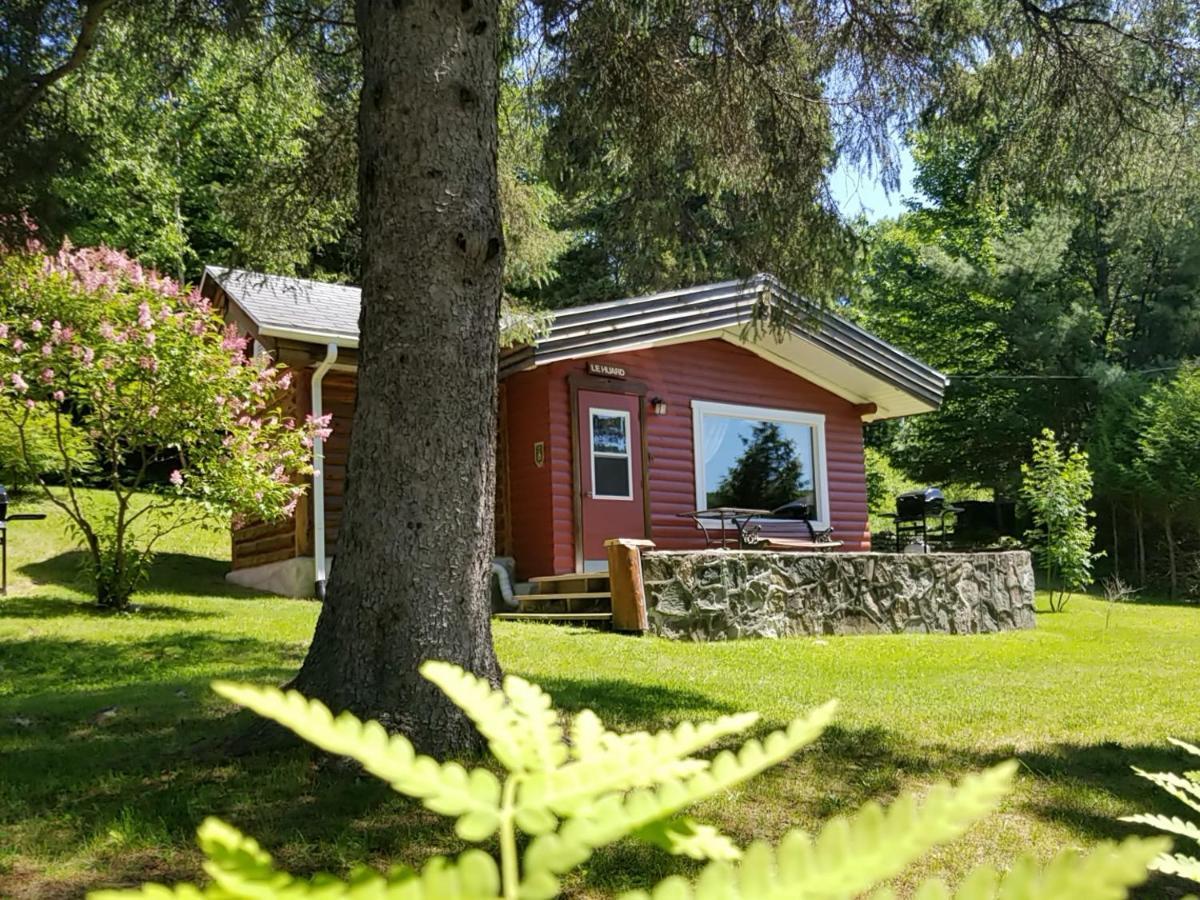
left=1, top=490, right=1198, bottom=898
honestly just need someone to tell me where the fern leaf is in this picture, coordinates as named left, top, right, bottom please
left=1169, top=738, right=1200, bottom=759
left=519, top=707, right=779, bottom=820
left=634, top=817, right=742, bottom=861
left=420, top=661, right=568, bottom=774
left=978, top=837, right=1167, bottom=899
left=614, top=763, right=1014, bottom=900
left=1150, top=851, right=1200, bottom=882
left=90, top=819, right=502, bottom=900
left=1130, top=766, right=1200, bottom=815
left=521, top=702, right=835, bottom=896
left=1120, top=812, right=1200, bottom=849
left=212, top=682, right=502, bottom=840
left=88, top=887, right=210, bottom=899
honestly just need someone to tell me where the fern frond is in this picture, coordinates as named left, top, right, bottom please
left=89, top=887, right=209, bottom=899
left=1130, top=766, right=1200, bottom=815
left=520, top=708, right=779, bottom=820
left=89, top=818, right=502, bottom=900
left=1150, top=851, right=1200, bottom=882
left=620, top=835, right=1165, bottom=900
left=1120, top=812, right=1200, bottom=848
left=1169, top=738, right=1200, bottom=759
left=617, top=762, right=1014, bottom=900
left=522, top=702, right=836, bottom=895
left=212, top=683, right=502, bottom=840
left=978, top=837, right=1167, bottom=899
left=420, top=661, right=567, bottom=774
left=634, top=817, right=742, bottom=861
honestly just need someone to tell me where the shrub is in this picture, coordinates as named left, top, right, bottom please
left=0, top=244, right=322, bottom=608
left=1020, top=428, right=1097, bottom=611
left=92, top=662, right=1166, bottom=899
left=1122, top=739, right=1200, bottom=886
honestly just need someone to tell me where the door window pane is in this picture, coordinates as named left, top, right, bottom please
left=594, top=456, right=631, bottom=498
left=592, top=413, right=628, bottom=454
left=590, top=408, right=632, bottom=499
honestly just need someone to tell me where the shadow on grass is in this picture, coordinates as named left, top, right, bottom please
left=531, top=674, right=741, bottom=727
left=17, top=550, right=270, bottom=603
left=0, top=593, right=219, bottom=621
left=2, top=634, right=1197, bottom=898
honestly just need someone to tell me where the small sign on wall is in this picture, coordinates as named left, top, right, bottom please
left=587, top=361, right=626, bottom=379
left=533, top=441, right=545, bottom=468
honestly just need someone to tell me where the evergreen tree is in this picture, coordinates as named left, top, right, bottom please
left=712, top=423, right=807, bottom=511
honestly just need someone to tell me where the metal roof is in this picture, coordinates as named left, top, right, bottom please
left=502, top=274, right=947, bottom=414
left=206, top=266, right=947, bottom=416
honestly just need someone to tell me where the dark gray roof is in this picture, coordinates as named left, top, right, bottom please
left=203, top=267, right=361, bottom=343
left=206, top=266, right=946, bottom=415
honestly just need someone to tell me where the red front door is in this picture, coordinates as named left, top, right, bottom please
left=577, top=389, right=645, bottom=566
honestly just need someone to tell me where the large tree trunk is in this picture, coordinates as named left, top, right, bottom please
left=292, top=0, right=503, bottom=756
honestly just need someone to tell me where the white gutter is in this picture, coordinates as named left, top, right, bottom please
left=310, top=342, right=339, bottom=600
left=260, top=324, right=359, bottom=349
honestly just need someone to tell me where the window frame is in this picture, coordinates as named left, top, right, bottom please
left=589, top=407, right=634, bottom=501
left=690, top=400, right=830, bottom=529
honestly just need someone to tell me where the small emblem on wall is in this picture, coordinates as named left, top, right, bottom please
left=533, top=441, right=545, bottom=468
left=587, top=361, right=627, bottom=379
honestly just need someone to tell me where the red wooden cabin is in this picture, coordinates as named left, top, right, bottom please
left=199, top=269, right=946, bottom=596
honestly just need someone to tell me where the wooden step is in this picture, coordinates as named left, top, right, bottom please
left=529, top=570, right=608, bottom=583
left=495, top=612, right=612, bottom=621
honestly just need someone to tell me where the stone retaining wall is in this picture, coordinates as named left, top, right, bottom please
left=640, top=550, right=1036, bottom=640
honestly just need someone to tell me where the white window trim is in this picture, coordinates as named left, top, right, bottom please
left=589, top=407, right=634, bottom=501
left=690, top=400, right=830, bottom=529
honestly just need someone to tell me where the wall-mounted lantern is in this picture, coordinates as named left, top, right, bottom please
left=650, top=396, right=668, bottom=416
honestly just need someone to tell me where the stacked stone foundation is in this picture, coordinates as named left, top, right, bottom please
left=640, top=550, right=1036, bottom=640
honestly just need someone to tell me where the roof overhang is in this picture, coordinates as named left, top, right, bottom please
left=500, top=276, right=946, bottom=420
left=202, top=266, right=946, bottom=418
left=200, top=267, right=360, bottom=350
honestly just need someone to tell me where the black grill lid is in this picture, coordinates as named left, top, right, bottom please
left=896, top=487, right=944, bottom=517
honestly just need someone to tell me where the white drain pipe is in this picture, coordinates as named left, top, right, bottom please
left=311, top=342, right=338, bottom=600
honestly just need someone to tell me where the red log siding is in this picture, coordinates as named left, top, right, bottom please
left=235, top=337, right=871, bottom=579
left=526, top=339, right=870, bottom=574
left=504, top=366, right=557, bottom=579
left=230, top=368, right=355, bottom=570
left=315, top=370, right=355, bottom=554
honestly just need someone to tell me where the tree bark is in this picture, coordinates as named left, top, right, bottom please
left=1164, top=515, right=1178, bottom=600
left=291, top=0, right=504, bottom=756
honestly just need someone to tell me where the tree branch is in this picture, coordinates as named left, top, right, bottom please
left=1, top=0, right=118, bottom=139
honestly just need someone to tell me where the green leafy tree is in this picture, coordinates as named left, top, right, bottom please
left=712, top=422, right=806, bottom=511
left=1132, top=364, right=1200, bottom=599
left=92, top=661, right=1167, bottom=900
left=0, top=243, right=320, bottom=608
left=8, top=0, right=1199, bottom=754
left=1020, top=429, right=1098, bottom=612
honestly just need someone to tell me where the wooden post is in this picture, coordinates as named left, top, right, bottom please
left=605, top=538, right=654, bottom=633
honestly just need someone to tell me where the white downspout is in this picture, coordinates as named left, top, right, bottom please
left=311, top=342, right=338, bottom=600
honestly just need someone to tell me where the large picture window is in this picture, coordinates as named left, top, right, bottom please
left=691, top=401, right=828, bottom=525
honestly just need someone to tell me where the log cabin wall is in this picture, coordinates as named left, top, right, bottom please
left=529, top=339, right=871, bottom=574
left=230, top=366, right=311, bottom=570
left=230, top=367, right=356, bottom=570
left=495, top=383, right=514, bottom=559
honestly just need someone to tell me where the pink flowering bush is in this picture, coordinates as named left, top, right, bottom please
left=0, top=244, right=321, bottom=608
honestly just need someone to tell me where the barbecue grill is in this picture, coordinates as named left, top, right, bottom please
left=885, top=487, right=960, bottom=552
left=0, top=485, right=47, bottom=594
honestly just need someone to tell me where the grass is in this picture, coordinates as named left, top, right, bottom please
left=2, top=489, right=1199, bottom=898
